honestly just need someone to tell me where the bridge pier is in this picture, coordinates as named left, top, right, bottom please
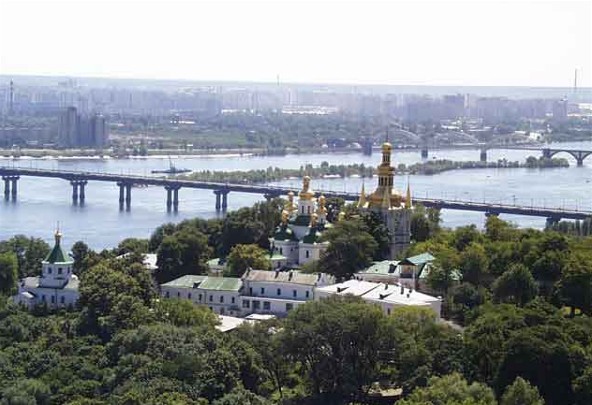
left=546, top=217, right=561, bottom=228
left=214, top=190, right=229, bottom=212
left=165, top=185, right=180, bottom=212
left=480, top=149, right=487, bottom=162
left=542, top=148, right=552, bottom=159
left=421, top=146, right=428, bottom=159
left=70, top=180, right=88, bottom=205
left=2, top=176, right=19, bottom=201
left=117, top=182, right=132, bottom=210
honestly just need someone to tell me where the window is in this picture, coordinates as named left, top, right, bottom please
left=387, top=308, right=391, bottom=315
left=198, top=294, right=202, bottom=302
left=293, top=290, right=297, bottom=298
left=242, top=300, right=250, bottom=308
left=249, top=287, right=253, bottom=295
left=260, top=287, right=265, bottom=295
left=263, top=301, right=271, bottom=310
left=48, top=267, right=52, bottom=274
left=165, top=291, right=170, bottom=298
left=286, top=303, right=293, bottom=312
left=220, top=295, right=224, bottom=303
left=306, top=291, right=310, bottom=298
left=306, top=250, right=310, bottom=258
left=253, top=300, right=260, bottom=310
left=231, top=297, right=235, bottom=304
left=279, top=247, right=283, bottom=254
left=277, top=288, right=281, bottom=296
left=51, top=296, right=55, bottom=304
left=188, top=293, right=192, bottom=299
left=60, top=296, right=65, bottom=304
left=209, top=295, right=213, bottom=302
left=42, top=295, right=46, bottom=302
left=58, top=268, right=62, bottom=275
left=307, top=206, right=311, bottom=214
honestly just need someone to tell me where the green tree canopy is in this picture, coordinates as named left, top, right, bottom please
left=397, top=373, right=496, bottom=405
left=500, top=377, right=544, bottom=405
left=226, top=244, right=271, bottom=277
left=492, top=264, right=537, bottom=306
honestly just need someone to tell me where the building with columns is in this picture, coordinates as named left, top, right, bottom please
left=13, top=230, right=79, bottom=309
left=357, top=142, right=413, bottom=258
left=270, top=176, right=330, bottom=267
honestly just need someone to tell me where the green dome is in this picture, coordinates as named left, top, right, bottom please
left=273, top=224, right=299, bottom=241
left=302, top=227, right=322, bottom=244
left=45, top=231, right=71, bottom=264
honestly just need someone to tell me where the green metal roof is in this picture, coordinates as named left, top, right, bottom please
left=401, top=252, right=435, bottom=266
left=289, top=214, right=312, bottom=226
left=359, top=260, right=400, bottom=275
left=198, top=277, right=242, bottom=291
left=161, top=275, right=208, bottom=288
left=44, top=241, right=71, bottom=264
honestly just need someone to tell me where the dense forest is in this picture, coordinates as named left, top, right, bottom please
left=0, top=199, right=591, bottom=404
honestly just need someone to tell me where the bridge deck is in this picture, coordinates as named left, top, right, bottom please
left=1, top=166, right=590, bottom=220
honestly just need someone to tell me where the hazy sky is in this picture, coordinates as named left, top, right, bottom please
left=0, top=0, right=590, bottom=87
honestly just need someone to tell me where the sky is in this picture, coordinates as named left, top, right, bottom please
left=0, top=0, right=590, bottom=87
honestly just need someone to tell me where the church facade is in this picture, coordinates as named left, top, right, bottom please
left=13, top=230, right=79, bottom=309
left=270, top=176, right=330, bottom=267
left=357, top=142, right=413, bottom=259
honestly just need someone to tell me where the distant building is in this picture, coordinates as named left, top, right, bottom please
left=58, top=106, right=108, bottom=147
left=553, top=98, right=568, bottom=120
left=13, top=230, right=79, bottom=310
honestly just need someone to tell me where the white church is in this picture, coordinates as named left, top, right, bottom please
left=270, top=176, right=330, bottom=267
left=13, top=229, right=79, bottom=309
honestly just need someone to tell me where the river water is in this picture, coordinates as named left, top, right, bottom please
left=1, top=141, right=591, bottom=249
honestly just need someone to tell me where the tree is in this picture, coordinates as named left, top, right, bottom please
left=0, top=235, right=50, bottom=278
left=1, top=378, right=51, bottom=405
left=156, top=229, right=211, bottom=284
left=212, top=387, right=270, bottom=405
left=116, top=238, right=149, bottom=256
left=500, top=377, right=544, bottom=405
left=426, top=245, right=460, bottom=295
left=460, top=243, right=489, bottom=286
left=493, top=264, right=537, bottom=306
left=226, top=244, right=270, bottom=277
left=0, top=252, right=18, bottom=295
left=154, top=299, right=219, bottom=328
left=281, top=296, right=391, bottom=401
left=318, top=219, right=378, bottom=280
left=559, top=253, right=592, bottom=316
left=71, top=241, right=91, bottom=275
left=495, top=327, right=574, bottom=405
left=397, top=373, right=496, bottom=405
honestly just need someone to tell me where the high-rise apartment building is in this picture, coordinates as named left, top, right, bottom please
left=58, top=107, right=108, bottom=147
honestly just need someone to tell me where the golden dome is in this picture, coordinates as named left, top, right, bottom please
left=299, top=176, right=315, bottom=200
left=381, top=142, right=392, bottom=153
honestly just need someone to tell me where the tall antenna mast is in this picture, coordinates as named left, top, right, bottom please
left=573, top=68, right=578, bottom=97
left=9, top=80, right=14, bottom=115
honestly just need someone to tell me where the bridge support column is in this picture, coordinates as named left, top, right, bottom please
left=125, top=184, right=132, bottom=210
left=165, top=187, right=173, bottom=212
left=117, top=183, right=125, bottom=210
left=173, top=188, right=179, bottom=212
left=3, top=177, right=10, bottom=200
left=71, top=181, right=79, bottom=204
left=221, top=191, right=228, bottom=212
left=214, top=190, right=221, bottom=211
left=546, top=217, right=561, bottom=228
left=10, top=177, right=18, bottom=201
left=480, top=149, right=487, bottom=162
left=421, top=146, right=428, bottom=159
left=79, top=181, right=87, bottom=204
left=542, top=148, right=551, bottom=159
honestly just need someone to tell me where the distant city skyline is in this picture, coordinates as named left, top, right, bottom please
left=0, top=0, right=590, bottom=88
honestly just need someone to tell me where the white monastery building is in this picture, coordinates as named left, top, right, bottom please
left=13, top=230, right=79, bottom=309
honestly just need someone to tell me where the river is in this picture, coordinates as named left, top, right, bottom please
left=1, top=141, right=591, bottom=249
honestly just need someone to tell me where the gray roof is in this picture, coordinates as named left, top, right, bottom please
left=21, top=276, right=79, bottom=291
left=242, top=269, right=322, bottom=286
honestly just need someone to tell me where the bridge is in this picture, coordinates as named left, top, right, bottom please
left=1, top=167, right=590, bottom=224
left=367, top=143, right=592, bottom=166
